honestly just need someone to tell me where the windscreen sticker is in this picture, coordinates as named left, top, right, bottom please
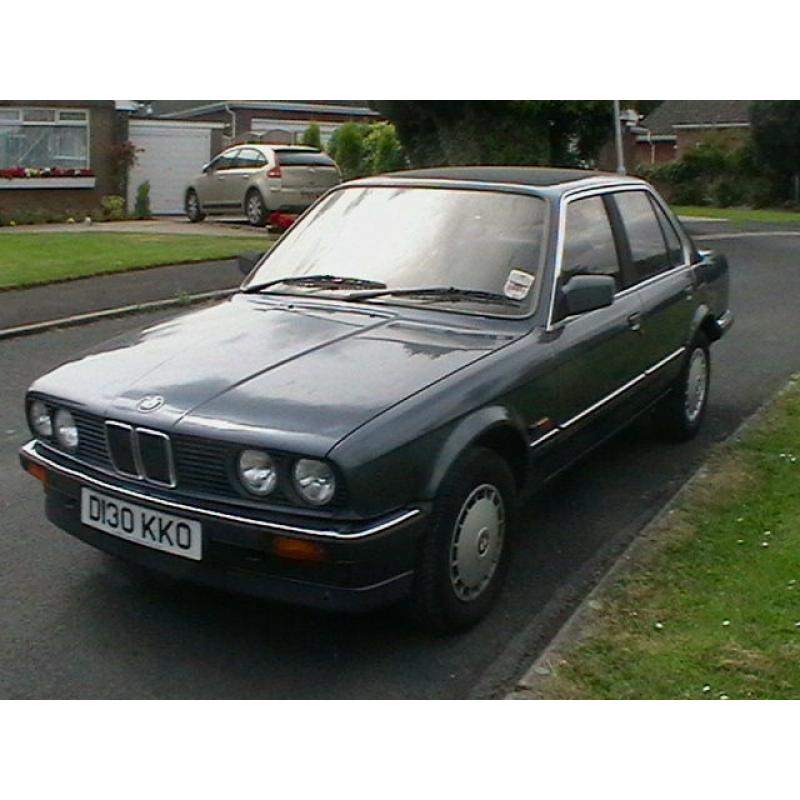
left=503, top=269, right=535, bottom=301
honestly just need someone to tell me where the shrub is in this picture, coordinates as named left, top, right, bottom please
left=301, top=123, right=322, bottom=150
left=134, top=181, right=151, bottom=219
left=99, top=195, right=126, bottom=221
left=327, top=122, right=406, bottom=179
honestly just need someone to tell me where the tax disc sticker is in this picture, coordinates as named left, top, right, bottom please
left=503, top=269, right=535, bottom=300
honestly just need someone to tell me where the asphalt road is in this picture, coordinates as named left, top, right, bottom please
left=2, top=223, right=799, bottom=698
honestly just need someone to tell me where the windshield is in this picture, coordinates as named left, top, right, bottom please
left=244, top=186, right=547, bottom=314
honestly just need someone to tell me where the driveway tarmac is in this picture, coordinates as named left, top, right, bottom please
left=1, top=223, right=799, bottom=698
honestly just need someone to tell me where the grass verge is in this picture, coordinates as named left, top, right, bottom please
left=523, top=377, right=800, bottom=700
left=674, top=205, right=800, bottom=224
left=0, top=233, right=273, bottom=289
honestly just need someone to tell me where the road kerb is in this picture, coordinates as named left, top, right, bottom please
left=0, top=288, right=236, bottom=341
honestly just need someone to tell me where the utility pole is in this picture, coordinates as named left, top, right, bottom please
left=613, top=100, right=625, bottom=175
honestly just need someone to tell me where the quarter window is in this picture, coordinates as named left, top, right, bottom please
left=0, top=106, right=90, bottom=169
left=561, top=195, right=622, bottom=288
left=615, top=191, right=672, bottom=281
left=650, top=197, right=685, bottom=266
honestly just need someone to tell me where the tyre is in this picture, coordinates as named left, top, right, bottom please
left=654, top=333, right=710, bottom=442
left=185, top=190, right=205, bottom=222
left=245, top=190, right=268, bottom=227
left=409, top=447, right=516, bottom=633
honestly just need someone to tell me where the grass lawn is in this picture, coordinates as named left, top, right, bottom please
left=529, top=378, right=800, bottom=700
left=0, top=233, right=274, bottom=289
left=674, top=205, right=800, bottom=224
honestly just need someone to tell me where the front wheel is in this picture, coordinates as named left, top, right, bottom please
left=654, top=334, right=710, bottom=441
left=185, top=190, right=205, bottom=222
left=409, top=447, right=516, bottom=633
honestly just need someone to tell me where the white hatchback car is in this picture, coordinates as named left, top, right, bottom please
left=185, top=144, right=341, bottom=226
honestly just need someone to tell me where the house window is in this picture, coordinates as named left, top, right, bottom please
left=0, top=107, right=90, bottom=169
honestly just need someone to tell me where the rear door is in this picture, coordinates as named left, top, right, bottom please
left=610, top=189, right=695, bottom=398
left=223, top=147, right=267, bottom=207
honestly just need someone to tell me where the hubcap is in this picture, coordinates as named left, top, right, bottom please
left=187, top=194, right=198, bottom=214
left=450, top=484, right=505, bottom=602
left=685, top=347, right=708, bottom=424
left=248, top=196, right=261, bottom=222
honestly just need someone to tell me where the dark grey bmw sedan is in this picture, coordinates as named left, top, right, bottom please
left=20, top=167, right=733, bottom=631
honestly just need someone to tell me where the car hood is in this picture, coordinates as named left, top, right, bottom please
left=30, top=295, right=517, bottom=456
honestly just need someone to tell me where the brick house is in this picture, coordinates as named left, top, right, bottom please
left=145, top=100, right=381, bottom=150
left=633, top=100, right=753, bottom=166
left=0, top=100, right=132, bottom=217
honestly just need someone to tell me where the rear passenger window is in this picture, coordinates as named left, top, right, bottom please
left=561, top=195, right=622, bottom=289
left=649, top=197, right=685, bottom=266
left=237, top=149, right=267, bottom=168
left=615, top=191, right=671, bottom=281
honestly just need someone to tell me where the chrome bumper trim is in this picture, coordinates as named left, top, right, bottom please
left=716, top=309, right=735, bottom=334
left=20, top=440, right=421, bottom=541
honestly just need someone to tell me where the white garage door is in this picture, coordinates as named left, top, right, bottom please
left=128, top=122, right=217, bottom=215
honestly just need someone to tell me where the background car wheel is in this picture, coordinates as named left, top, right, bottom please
left=245, top=190, right=268, bottom=227
left=654, top=333, right=710, bottom=442
left=409, top=447, right=516, bottom=633
left=185, top=190, right=205, bottom=223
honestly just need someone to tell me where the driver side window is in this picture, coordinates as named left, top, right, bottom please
left=561, top=195, right=622, bottom=289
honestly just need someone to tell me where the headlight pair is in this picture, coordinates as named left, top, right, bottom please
left=28, top=399, right=79, bottom=452
left=236, top=449, right=336, bottom=506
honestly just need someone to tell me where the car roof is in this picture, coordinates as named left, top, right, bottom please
left=224, top=144, right=321, bottom=154
left=378, top=166, right=642, bottom=191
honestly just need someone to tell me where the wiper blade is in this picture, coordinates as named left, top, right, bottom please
left=344, top=286, right=522, bottom=307
left=243, top=274, right=387, bottom=294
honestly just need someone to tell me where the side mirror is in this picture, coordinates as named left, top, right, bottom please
left=562, top=274, right=615, bottom=316
left=202, top=163, right=211, bottom=173
left=237, top=251, right=265, bottom=276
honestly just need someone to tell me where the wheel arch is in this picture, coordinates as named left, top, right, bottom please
left=690, top=304, right=721, bottom=344
left=423, top=406, right=529, bottom=499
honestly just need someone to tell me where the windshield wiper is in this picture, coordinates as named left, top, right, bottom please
left=242, top=274, right=387, bottom=294
left=343, top=286, right=522, bottom=307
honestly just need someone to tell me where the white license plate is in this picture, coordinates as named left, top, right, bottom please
left=80, top=488, right=202, bottom=561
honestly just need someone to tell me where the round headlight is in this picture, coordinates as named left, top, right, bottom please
left=29, top=399, right=53, bottom=437
left=293, top=459, right=336, bottom=506
left=238, top=449, right=277, bottom=496
left=53, top=408, right=79, bottom=451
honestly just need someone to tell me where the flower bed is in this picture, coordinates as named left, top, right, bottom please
left=0, top=167, right=94, bottom=180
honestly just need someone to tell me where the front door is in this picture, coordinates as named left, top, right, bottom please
left=543, top=193, right=649, bottom=470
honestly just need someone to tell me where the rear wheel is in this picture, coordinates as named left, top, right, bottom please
left=185, top=190, right=205, bottom=222
left=654, top=333, right=710, bottom=441
left=409, top=447, right=516, bottom=633
left=245, top=190, right=268, bottom=227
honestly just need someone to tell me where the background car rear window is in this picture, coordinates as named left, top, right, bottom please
left=275, top=151, right=337, bottom=167
left=561, top=195, right=622, bottom=288
left=615, top=191, right=672, bottom=281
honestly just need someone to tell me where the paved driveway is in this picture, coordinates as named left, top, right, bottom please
left=1, top=224, right=799, bottom=698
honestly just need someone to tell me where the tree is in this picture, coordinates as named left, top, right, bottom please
left=327, top=122, right=365, bottom=180
left=301, top=123, right=322, bottom=150
left=750, top=101, right=800, bottom=203
left=369, top=101, right=613, bottom=167
left=363, top=122, right=406, bottom=174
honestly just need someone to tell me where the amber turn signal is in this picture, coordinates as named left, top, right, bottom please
left=25, top=462, right=47, bottom=483
left=272, top=536, right=327, bottom=562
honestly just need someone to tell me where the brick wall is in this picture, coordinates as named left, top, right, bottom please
left=0, top=101, right=120, bottom=217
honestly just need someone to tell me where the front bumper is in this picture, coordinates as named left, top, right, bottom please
left=19, top=440, right=428, bottom=612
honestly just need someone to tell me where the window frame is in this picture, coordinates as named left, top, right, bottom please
left=546, top=183, right=698, bottom=330
left=0, top=106, right=91, bottom=170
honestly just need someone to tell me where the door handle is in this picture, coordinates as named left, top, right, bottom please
left=627, top=312, right=643, bottom=332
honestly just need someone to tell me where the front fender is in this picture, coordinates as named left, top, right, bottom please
left=422, top=406, right=528, bottom=499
